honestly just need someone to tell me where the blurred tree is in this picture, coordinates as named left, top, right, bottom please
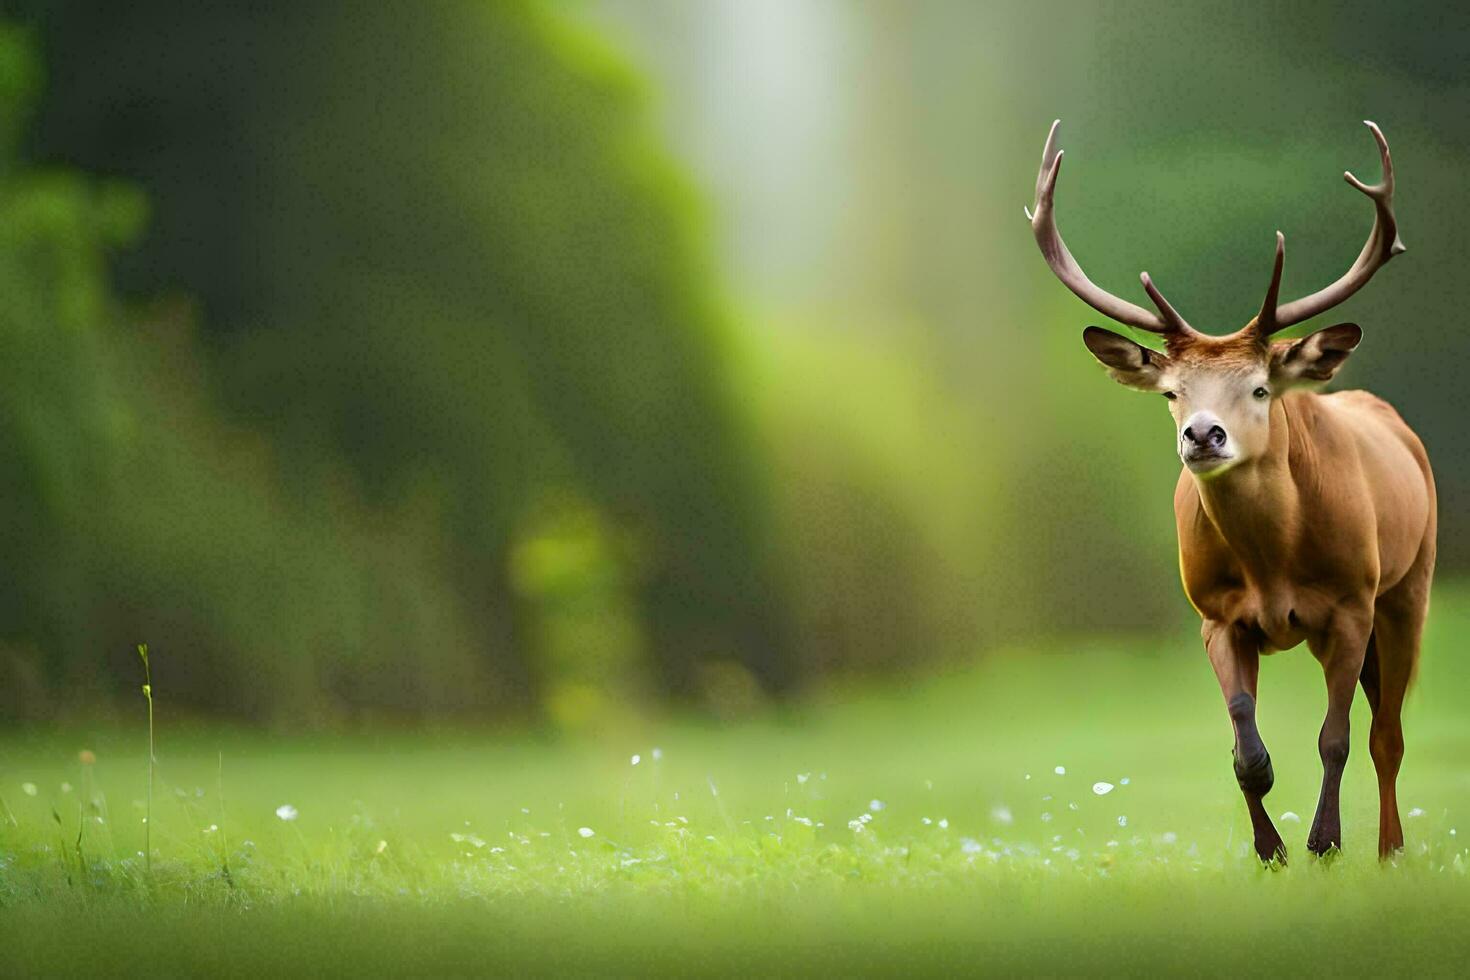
left=21, top=1, right=796, bottom=706
left=0, top=21, right=495, bottom=724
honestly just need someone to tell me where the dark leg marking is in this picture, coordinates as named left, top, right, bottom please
left=1229, top=693, right=1274, bottom=795
left=1228, top=692, right=1284, bottom=864
left=1307, top=726, right=1349, bottom=856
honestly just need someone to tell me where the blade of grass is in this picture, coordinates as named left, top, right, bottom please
left=138, top=643, right=154, bottom=875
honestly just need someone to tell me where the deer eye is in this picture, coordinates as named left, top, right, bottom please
left=1253, top=386, right=1269, bottom=400
left=1162, top=391, right=1177, bottom=401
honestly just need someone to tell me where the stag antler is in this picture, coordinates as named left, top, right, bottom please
left=1254, top=121, right=1405, bottom=336
left=1026, top=120, right=1197, bottom=340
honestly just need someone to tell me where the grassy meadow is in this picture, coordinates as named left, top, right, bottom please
left=2, top=590, right=1469, bottom=976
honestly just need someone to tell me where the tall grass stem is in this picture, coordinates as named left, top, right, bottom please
left=138, top=643, right=154, bottom=875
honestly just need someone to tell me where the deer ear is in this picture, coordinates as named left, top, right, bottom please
left=1082, top=326, right=1170, bottom=391
left=1270, top=323, right=1362, bottom=386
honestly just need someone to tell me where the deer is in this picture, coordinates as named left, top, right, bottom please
left=1025, top=120, right=1434, bottom=864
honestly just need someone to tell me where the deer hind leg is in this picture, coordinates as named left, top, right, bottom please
left=1306, top=608, right=1373, bottom=857
left=1365, top=589, right=1425, bottom=859
left=1204, top=621, right=1285, bottom=864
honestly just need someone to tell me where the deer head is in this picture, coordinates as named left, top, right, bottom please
left=1026, top=121, right=1404, bottom=476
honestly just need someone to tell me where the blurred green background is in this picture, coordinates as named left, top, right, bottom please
left=0, top=0, right=1464, bottom=729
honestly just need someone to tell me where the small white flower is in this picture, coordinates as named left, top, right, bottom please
left=203, top=824, right=218, bottom=834
left=1280, top=811, right=1301, bottom=823
left=869, top=799, right=885, bottom=812
left=1408, top=807, right=1426, bottom=818
left=21, top=782, right=37, bottom=797
left=1452, top=828, right=1458, bottom=836
left=1161, top=831, right=1178, bottom=844
left=1054, top=766, right=1066, bottom=775
left=1092, top=781, right=1115, bottom=796
left=1041, top=812, right=1053, bottom=823
left=922, top=816, right=932, bottom=825
left=859, top=812, right=872, bottom=824
left=60, top=782, right=72, bottom=794
left=938, top=818, right=949, bottom=829
left=794, top=816, right=813, bottom=826
left=631, top=754, right=641, bottom=766
left=1117, top=815, right=1128, bottom=827
left=1068, top=802, right=1079, bottom=811
left=651, top=747, right=663, bottom=761
left=848, top=819, right=865, bottom=832
left=961, top=837, right=983, bottom=854
left=1120, top=777, right=1130, bottom=785
left=577, top=826, right=595, bottom=838
left=1025, top=773, right=1032, bottom=781
left=275, top=804, right=298, bottom=821
left=991, top=806, right=1013, bottom=826
left=796, top=773, right=810, bottom=784
left=375, top=840, right=388, bottom=854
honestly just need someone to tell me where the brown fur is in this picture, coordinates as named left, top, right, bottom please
left=1173, top=356, right=1435, bottom=862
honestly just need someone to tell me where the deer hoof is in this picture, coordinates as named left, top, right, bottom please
left=1255, top=832, right=1288, bottom=867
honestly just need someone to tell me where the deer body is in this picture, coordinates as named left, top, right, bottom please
left=1027, top=120, right=1434, bottom=862
left=1178, top=389, right=1433, bottom=646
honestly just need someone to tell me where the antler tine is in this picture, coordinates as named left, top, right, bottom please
left=1251, top=231, right=1287, bottom=337
left=1027, top=119, right=1062, bottom=218
left=1027, top=120, right=1187, bottom=336
left=1139, top=271, right=1195, bottom=335
left=1260, top=121, right=1406, bottom=334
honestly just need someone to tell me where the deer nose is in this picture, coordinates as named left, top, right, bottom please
left=1182, top=413, right=1227, bottom=450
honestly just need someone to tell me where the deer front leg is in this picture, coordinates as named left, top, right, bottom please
left=1307, top=609, right=1373, bottom=856
left=1204, top=620, right=1285, bottom=864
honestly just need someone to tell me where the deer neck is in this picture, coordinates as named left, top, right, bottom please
left=1189, top=398, right=1302, bottom=585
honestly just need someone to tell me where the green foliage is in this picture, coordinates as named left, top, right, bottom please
left=0, top=48, right=498, bottom=724
left=1, top=2, right=796, bottom=721
left=739, top=321, right=999, bottom=672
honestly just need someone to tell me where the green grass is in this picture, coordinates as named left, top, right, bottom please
left=3, top=592, right=1470, bottom=976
